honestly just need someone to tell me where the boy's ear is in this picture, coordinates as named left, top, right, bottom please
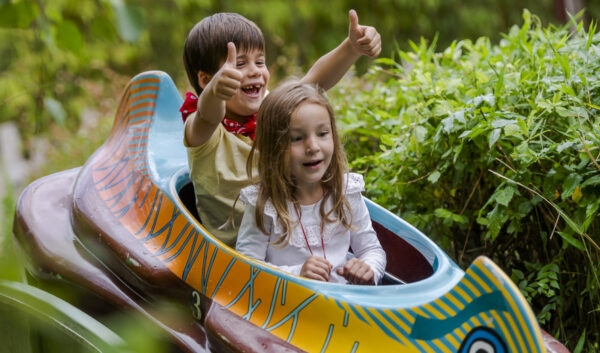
left=197, top=71, right=212, bottom=90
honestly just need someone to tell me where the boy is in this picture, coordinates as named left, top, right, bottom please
left=182, top=10, right=381, bottom=247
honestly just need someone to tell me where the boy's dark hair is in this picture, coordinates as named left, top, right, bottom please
left=183, top=13, right=265, bottom=95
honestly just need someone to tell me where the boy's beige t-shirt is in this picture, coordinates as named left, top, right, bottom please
left=185, top=120, right=255, bottom=247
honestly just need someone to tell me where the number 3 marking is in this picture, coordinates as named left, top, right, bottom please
left=191, top=290, right=202, bottom=320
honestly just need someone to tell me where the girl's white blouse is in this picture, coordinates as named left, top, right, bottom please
left=236, top=173, right=387, bottom=284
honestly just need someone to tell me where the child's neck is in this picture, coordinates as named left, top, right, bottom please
left=295, top=183, right=324, bottom=205
left=225, top=114, right=247, bottom=124
left=225, top=110, right=255, bottom=124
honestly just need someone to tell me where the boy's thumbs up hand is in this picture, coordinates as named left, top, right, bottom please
left=348, top=9, right=381, bottom=58
left=212, top=42, right=243, bottom=101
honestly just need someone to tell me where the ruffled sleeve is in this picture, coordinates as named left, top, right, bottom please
left=345, top=172, right=387, bottom=284
left=239, top=184, right=281, bottom=234
left=236, top=204, right=304, bottom=277
left=236, top=204, right=271, bottom=262
left=343, top=172, right=365, bottom=195
left=239, top=184, right=259, bottom=206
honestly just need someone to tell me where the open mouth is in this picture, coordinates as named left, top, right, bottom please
left=303, top=160, right=322, bottom=168
left=241, top=84, right=262, bottom=96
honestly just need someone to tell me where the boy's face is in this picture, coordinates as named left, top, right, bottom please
left=225, top=48, right=270, bottom=120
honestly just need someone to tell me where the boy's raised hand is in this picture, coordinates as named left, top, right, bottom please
left=300, top=256, right=333, bottom=282
left=211, top=42, right=243, bottom=101
left=348, top=9, right=381, bottom=58
left=336, top=258, right=375, bottom=285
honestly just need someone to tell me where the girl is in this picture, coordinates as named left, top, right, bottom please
left=236, top=81, right=386, bottom=284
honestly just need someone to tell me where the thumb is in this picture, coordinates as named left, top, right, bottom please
left=348, top=9, right=359, bottom=33
left=226, top=42, right=237, bottom=66
left=336, top=267, right=344, bottom=275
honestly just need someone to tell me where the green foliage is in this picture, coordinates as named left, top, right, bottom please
left=335, top=10, right=599, bottom=350
left=0, top=0, right=146, bottom=143
left=4, top=0, right=596, bottom=146
left=0, top=176, right=20, bottom=282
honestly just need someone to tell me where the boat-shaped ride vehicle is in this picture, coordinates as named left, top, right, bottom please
left=13, top=71, right=570, bottom=353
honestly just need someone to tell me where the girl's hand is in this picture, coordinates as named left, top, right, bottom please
left=211, top=42, right=243, bottom=101
left=300, top=256, right=333, bottom=282
left=336, top=258, right=375, bottom=285
left=348, top=9, right=381, bottom=58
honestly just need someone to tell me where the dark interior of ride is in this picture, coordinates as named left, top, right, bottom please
left=177, top=181, right=433, bottom=286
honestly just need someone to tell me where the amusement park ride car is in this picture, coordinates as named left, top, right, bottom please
left=12, top=71, right=570, bottom=352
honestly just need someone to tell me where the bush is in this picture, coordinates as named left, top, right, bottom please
left=335, top=10, right=599, bottom=351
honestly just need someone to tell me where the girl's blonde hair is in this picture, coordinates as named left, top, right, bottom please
left=247, top=81, right=351, bottom=245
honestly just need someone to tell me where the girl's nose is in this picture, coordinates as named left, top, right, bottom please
left=305, top=136, right=320, bottom=154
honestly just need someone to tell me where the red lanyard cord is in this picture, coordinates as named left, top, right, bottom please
left=293, top=203, right=326, bottom=260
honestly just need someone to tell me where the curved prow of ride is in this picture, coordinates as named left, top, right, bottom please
left=409, top=256, right=546, bottom=352
left=70, top=71, right=190, bottom=301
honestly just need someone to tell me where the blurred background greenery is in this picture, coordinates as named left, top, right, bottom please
left=1, top=0, right=599, bottom=352
left=1, top=0, right=598, bottom=146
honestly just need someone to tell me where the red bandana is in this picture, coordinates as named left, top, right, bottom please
left=180, top=92, right=256, bottom=140
left=179, top=92, right=198, bottom=121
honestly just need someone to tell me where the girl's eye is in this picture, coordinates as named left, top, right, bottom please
left=318, top=130, right=330, bottom=137
left=236, top=61, right=246, bottom=67
left=291, top=135, right=302, bottom=142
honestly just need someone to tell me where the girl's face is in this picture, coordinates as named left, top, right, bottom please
left=288, top=102, right=334, bottom=193
left=225, top=48, right=270, bottom=121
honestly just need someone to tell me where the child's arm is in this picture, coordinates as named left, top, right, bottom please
left=236, top=204, right=271, bottom=260
left=301, top=9, right=381, bottom=91
left=185, top=43, right=242, bottom=147
left=339, top=195, right=387, bottom=285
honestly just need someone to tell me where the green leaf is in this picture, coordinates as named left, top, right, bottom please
left=562, top=173, right=583, bottom=200
left=380, top=134, right=394, bottom=146
left=476, top=217, right=488, bottom=226
left=486, top=204, right=507, bottom=240
left=434, top=208, right=467, bottom=225
left=495, top=186, right=515, bottom=206
left=512, top=269, right=525, bottom=280
left=491, top=119, right=517, bottom=128
left=414, top=126, right=428, bottom=143
left=109, top=0, right=145, bottom=43
left=586, top=20, right=596, bottom=51
left=488, top=128, right=501, bottom=148
left=0, top=0, right=38, bottom=28
left=581, top=175, right=600, bottom=188
left=55, top=20, right=83, bottom=55
left=555, top=106, right=570, bottom=117
left=504, top=124, right=522, bottom=137
left=556, top=141, right=573, bottom=152
left=427, top=171, right=441, bottom=184
left=559, top=84, right=575, bottom=97
left=441, top=111, right=465, bottom=133
left=571, top=186, right=582, bottom=202
left=44, top=97, right=66, bottom=125
left=91, top=16, right=117, bottom=42
left=434, top=208, right=453, bottom=219
left=470, top=94, right=495, bottom=108
left=583, top=199, right=600, bottom=232
left=573, top=329, right=586, bottom=353
left=475, top=71, right=489, bottom=84
left=375, top=58, right=397, bottom=66
left=557, top=231, right=585, bottom=251
left=553, top=51, right=571, bottom=79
